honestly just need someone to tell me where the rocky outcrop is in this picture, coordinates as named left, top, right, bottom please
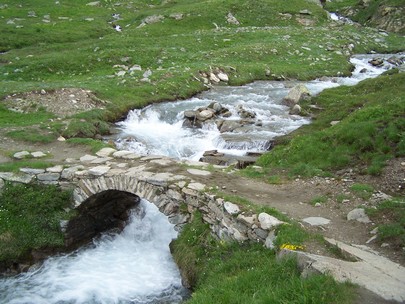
left=338, top=2, right=405, bottom=34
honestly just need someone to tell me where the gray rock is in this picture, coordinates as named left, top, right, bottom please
left=0, top=172, right=33, bottom=184
left=237, top=213, right=257, bottom=226
left=169, top=13, right=183, bottom=20
left=142, top=15, right=164, bottom=25
left=187, top=168, right=211, bottom=176
left=96, top=147, right=117, bottom=157
left=80, top=154, right=98, bottom=163
left=347, top=208, right=371, bottom=223
left=282, top=84, right=311, bottom=107
left=265, top=230, right=277, bottom=249
left=19, top=168, right=45, bottom=175
left=13, top=151, right=30, bottom=159
left=88, top=166, right=110, bottom=176
left=46, top=165, right=64, bottom=173
left=61, top=165, right=85, bottom=179
left=187, top=182, right=206, bottom=191
left=197, top=109, right=215, bottom=121
left=86, top=1, right=100, bottom=6
left=289, top=104, right=302, bottom=115
left=209, top=72, right=220, bottom=83
left=0, top=178, right=4, bottom=192
left=37, top=173, right=60, bottom=182
left=217, top=72, right=229, bottom=82
left=226, top=12, right=240, bottom=25
left=224, top=201, right=240, bottom=215
left=31, top=151, right=47, bottom=158
left=302, top=217, right=331, bottom=226
left=258, top=212, right=284, bottom=230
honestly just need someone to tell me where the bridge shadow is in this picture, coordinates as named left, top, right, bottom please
left=64, top=190, right=141, bottom=250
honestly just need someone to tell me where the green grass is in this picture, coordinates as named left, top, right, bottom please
left=171, top=212, right=355, bottom=304
left=6, top=129, right=56, bottom=143
left=0, top=104, right=54, bottom=127
left=0, top=160, right=54, bottom=172
left=1, top=0, right=404, bottom=130
left=256, top=72, right=405, bottom=177
left=66, top=138, right=112, bottom=153
left=0, top=182, right=74, bottom=266
left=310, top=195, right=328, bottom=206
left=350, top=183, right=374, bottom=200
left=366, top=199, right=405, bottom=249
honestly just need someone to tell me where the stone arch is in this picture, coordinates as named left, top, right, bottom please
left=66, top=176, right=192, bottom=249
left=64, top=189, right=140, bottom=249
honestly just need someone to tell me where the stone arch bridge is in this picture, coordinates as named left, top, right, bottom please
left=0, top=148, right=284, bottom=249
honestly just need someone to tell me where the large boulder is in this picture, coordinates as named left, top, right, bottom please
left=282, top=84, right=311, bottom=107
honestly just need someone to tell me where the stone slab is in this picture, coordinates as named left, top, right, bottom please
left=187, top=168, right=211, bottom=176
left=302, top=216, right=331, bottom=226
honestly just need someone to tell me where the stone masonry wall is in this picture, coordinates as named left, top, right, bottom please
left=0, top=148, right=285, bottom=248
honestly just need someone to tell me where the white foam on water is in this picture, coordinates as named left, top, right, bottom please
left=116, top=54, right=401, bottom=159
left=0, top=200, right=188, bottom=304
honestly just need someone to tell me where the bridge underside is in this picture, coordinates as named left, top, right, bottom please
left=64, top=190, right=141, bottom=249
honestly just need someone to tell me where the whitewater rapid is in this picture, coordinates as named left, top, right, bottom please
left=116, top=54, right=400, bottom=161
left=0, top=200, right=189, bottom=304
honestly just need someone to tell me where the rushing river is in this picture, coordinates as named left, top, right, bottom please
left=0, top=200, right=189, bottom=304
left=116, top=54, right=403, bottom=161
left=0, top=53, right=402, bottom=304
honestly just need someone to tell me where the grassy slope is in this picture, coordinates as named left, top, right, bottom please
left=255, top=72, right=405, bottom=177
left=0, top=0, right=405, bottom=300
left=171, top=212, right=354, bottom=304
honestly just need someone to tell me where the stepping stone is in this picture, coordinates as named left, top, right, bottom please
left=31, top=151, right=47, bottom=158
left=13, top=151, right=30, bottom=159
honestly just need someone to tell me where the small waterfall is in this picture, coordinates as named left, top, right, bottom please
left=0, top=200, right=189, bottom=304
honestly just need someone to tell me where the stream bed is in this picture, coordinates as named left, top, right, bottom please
left=115, top=53, right=403, bottom=163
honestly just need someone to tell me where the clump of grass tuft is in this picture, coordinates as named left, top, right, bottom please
left=0, top=182, right=74, bottom=266
left=66, top=138, right=113, bottom=153
left=366, top=199, right=405, bottom=249
left=0, top=160, right=54, bottom=172
left=350, top=183, right=374, bottom=200
left=310, top=195, right=328, bottom=206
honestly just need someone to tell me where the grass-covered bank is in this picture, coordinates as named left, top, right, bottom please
left=1, top=0, right=405, bottom=141
left=171, top=212, right=355, bottom=304
left=249, top=72, right=405, bottom=178
left=0, top=182, right=74, bottom=271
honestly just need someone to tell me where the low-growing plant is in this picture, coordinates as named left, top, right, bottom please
left=310, top=195, right=328, bottom=206
left=66, top=138, right=112, bottom=154
left=0, top=182, right=74, bottom=265
left=366, top=199, right=405, bottom=249
left=6, top=129, right=56, bottom=143
left=350, top=183, right=374, bottom=200
left=171, top=212, right=354, bottom=303
left=0, top=161, right=54, bottom=172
